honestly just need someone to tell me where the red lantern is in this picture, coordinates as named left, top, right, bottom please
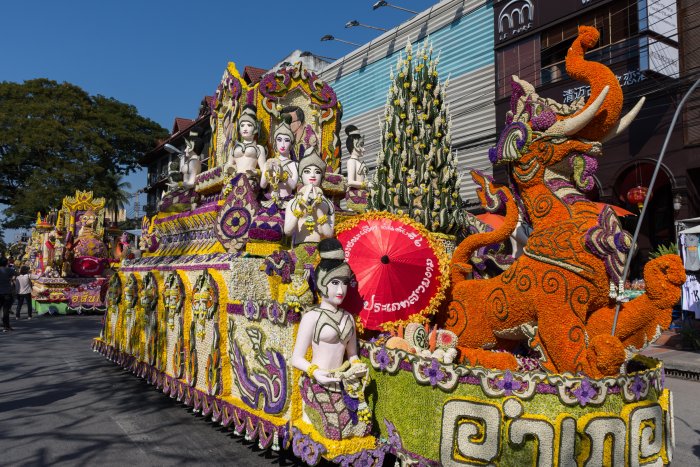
left=626, top=186, right=648, bottom=209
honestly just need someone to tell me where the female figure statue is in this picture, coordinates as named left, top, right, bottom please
left=284, top=149, right=334, bottom=246
left=223, top=105, right=267, bottom=182
left=291, top=238, right=371, bottom=440
left=180, top=138, right=202, bottom=189
left=344, top=125, right=369, bottom=213
left=260, top=116, right=299, bottom=206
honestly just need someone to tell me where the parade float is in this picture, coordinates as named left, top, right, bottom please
left=92, top=28, right=682, bottom=465
left=30, top=190, right=117, bottom=315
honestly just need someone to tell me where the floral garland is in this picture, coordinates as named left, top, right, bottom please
left=292, top=419, right=377, bottom=461
left=335, top=211, right=451, bottom=333
left=290, top=190, right=325, bottom=231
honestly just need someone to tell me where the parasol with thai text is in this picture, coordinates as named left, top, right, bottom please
left=336, top=212, right=450, bottom=331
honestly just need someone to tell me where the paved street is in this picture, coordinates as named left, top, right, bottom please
left=0, top=315, right=293, bottom=466
left=665, top=377, right=700, bottom=465
left=1, top=314, right=699, bottom=465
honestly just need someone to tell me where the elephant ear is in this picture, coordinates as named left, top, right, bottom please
left=510, top=78, right=527, bottom=114
left=489, top=122, right=532, bottom=164
left=569, top=153, right=598, bottom=192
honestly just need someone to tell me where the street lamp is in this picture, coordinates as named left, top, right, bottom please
left=345, top=19, right=388, bottom=31
left=164, top=143, right=183, bottom=155
left=372, top=1, right=418, bottom=14
left=320, top=35, right=361, bottom=47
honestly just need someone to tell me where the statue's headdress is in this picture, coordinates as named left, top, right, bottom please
left=274, top=114, right=295, bottom=142
left=315, top=238, right=353, bottom=298
left=238, top=105, right=259, bottom=135
left=298, top=148, right=327, bottom=182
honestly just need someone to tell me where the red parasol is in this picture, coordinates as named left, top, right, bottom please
left=594, top=202, right=635, bottom=217
left=476, top=213, right=505, bottom=230
left=336, top=212, right=449, bottom=331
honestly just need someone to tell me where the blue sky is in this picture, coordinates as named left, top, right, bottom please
left=1, top=0, right=437, bottom=241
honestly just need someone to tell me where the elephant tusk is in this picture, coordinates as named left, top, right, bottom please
left=544, top=86, right=609, bottom=137
left=601, top=97, right=646, bottom=143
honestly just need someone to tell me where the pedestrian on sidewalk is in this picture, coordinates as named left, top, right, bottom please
left=14, top=266, right=32, bottom=320
left=0, top=257, right=16, bottom=331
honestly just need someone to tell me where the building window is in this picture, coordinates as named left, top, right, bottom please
left=496, top=36, right=540, bottom=99
left=540, top=0, right=639, bottom=85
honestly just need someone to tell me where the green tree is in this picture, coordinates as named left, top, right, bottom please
left=369, top=41, right=461, bottom=234
left=0, top=79, right=167, bottom=228
left=96, top=171, right=132, bottom=225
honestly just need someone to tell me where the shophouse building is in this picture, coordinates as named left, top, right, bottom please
left=319, top=0, right=497, bottom=203
left=493, top=0, right=698, bottom=267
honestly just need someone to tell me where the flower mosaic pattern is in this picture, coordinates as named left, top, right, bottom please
left=220, top=207, right=251, bottom=238
left=362, top=341, right=664, bottom=406
left=291, top=427, right=326, bottom=466
left=586, top=205, right=632, bottom=286
left=215, top=173, right=260, bottom=251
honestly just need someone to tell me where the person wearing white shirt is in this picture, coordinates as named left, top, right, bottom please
left=14, top=265, right=32, bottom=320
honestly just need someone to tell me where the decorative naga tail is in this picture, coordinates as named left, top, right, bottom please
left=451, top=171, right=519, bottom=284
left=557, top=25, right=645, bottom=142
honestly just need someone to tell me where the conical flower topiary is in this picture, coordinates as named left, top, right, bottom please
left=369, top=40, right=461, bottom=234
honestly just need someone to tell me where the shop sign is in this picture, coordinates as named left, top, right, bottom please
left=497, top=0, right=535, bottom=42
left=495, top=0, right=609, bottom=45
left=562, top=69, right=645, bottom=104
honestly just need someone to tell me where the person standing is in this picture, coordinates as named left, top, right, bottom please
left=15, top=266, right=32, bottom=320
left=0, top=257, right=16, bottom=331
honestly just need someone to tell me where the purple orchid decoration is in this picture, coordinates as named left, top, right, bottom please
left=422, top=359, right=446, bottom=387
left=375, top=346, right=391, bottom=371
left=630, top=375, right=647, bottom=400
left=244, top=301, right=257, bottom=319
left=269, top=302, right=280, bottom=321
left=495, top=370, right=523, bottom=396
left=572, top=378, right=597, bottom=406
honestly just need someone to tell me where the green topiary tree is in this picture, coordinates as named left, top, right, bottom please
left=369, top=40, right=461, bottom=234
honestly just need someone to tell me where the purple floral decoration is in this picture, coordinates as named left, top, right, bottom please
left=494, top=370, right=524, bottom=396
left=341, top=388, right=360, bottom=425
left=509, top=78, right=527, bottom=115
left=630, top=375, right=647, bottom=400
left=488, top=122, right=530, bottom=164
left=526, top=97, right=557, bottom=131
left=375, top=346, right=392, bottom=371
left=572, top=378, right=597, bottom=406
left=661, top=368, right=666, bottom=389
left=263, top=250, right=294, bottom=284
left=333, top=447, right=389, bottom=467
left=421, top=359, right=446, bottom=387
left=586, top=207, right=632, bottom=284
left=291, top=427, right=326, bottom=466
left=269, top=302, right=280, bottom=321
left=385, top=419, right=403, bottom=449
left=259, top=73, right=280, bottom=99
left=244, top=301, right=257, bottom=319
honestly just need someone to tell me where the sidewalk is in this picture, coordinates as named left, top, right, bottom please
left=641, top=329, right=700, bottom=374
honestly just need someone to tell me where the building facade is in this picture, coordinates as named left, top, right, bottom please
left=492, top=0, right=698, bottom=270
left=319, top=0, right=497, bottom=204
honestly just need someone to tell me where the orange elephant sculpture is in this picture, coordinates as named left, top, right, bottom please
left=444, top=26, right=685, bottom=378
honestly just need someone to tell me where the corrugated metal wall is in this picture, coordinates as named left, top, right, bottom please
left=320, top=0, right=496, bottom=205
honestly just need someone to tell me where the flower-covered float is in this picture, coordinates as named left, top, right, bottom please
left=29, top=190, right=120, bottom=315
left=93, top=29, right=681, bottom=465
